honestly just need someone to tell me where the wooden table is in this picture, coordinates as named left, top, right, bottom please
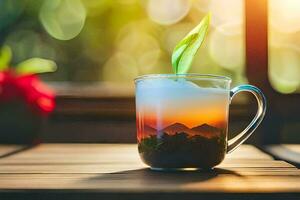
left=0, top=144, right=299, bottom=200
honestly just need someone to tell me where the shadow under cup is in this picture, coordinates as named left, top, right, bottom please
left=135, top=74, right=232, bottom=170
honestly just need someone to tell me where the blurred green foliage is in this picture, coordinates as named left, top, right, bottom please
left=0, top=0, right=247, bottom=85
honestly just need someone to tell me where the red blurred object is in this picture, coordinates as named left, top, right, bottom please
left=0, top=69, right=55, bottom=115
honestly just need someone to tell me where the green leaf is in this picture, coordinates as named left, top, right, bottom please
left=171, top=13, right=210, bottom=74
left=171, top=34, right=198, bottom=73
left=16, top=58, right=57, bottom=75
left=0, top=46, right=12, bottom=71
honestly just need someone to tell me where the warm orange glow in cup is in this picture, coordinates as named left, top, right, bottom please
left=135, top=74, right=266, bottom=170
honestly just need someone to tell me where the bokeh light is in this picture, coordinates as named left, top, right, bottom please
left=209, top=22, right=244, bottom=71
left=115, top=21, right=167, bottom=75
left=102, top=52, right=138, bottom=83
left=116, top=24, right=160, bottom=59
left=39, top=0, right=86, bottom=40
left=269, top=45, right=300, bottom=94
left=270, top=0, right=300, bottom=33
left=269, top=0, right=300, bottom=93
left=208, top=0, right=244, bottom=27
left=146, top=0, right=191, bottom=25
left=0, top=0, right=246, bottom=84
left=193, top=0, right=211, bottom=13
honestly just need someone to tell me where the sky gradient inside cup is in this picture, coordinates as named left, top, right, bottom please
left=136, top=78, right=230, bottom=130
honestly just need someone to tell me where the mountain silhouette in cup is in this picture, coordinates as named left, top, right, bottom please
left=191, top=123, right=222, bottom=138
left=142, top=122, right=222, bottom=139
left=159, top=123, right=191, bottom=135
left=144, top=125, right=157, bottom=136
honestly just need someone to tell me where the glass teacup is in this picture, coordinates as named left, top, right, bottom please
left=135, top=74, right=266, bottom=170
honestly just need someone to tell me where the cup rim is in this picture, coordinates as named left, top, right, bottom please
left=134, top=73, right=232, bottom=83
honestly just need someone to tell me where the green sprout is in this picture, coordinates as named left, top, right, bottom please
left=171, top=13, right=210, bottom=74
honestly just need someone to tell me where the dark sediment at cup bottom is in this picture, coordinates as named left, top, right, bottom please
left=138, top=131, right=226, bottom=169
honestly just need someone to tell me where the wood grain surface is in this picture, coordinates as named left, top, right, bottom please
left=0, top=144, right=299, bottom=200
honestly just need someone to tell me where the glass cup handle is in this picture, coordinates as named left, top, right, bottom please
left=227, top=85, right=267, bottom=153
